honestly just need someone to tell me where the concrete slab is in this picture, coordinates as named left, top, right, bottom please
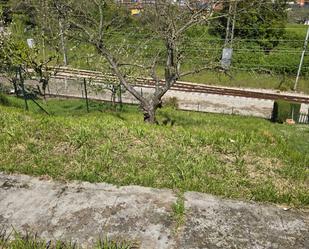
left=181, top=192, right=309, bottom=249
left=0, top=173, right=308, bottom=248
left=0, top=173, right=176, bottom=248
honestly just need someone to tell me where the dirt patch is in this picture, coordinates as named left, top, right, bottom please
left=1, top=179, right=29, bottom=190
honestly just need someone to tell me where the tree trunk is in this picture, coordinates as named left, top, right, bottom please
left=12, top=78, right=18, bottom=97
left=143, top=107, right=156, bottom=123
left=141, top=98, right=162, bottom=124
left=40, top=78, right=48, bottom=100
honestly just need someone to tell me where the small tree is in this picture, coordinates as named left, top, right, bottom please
left=52, top=0, right=223, bottom=123
left=0, top=27, right=58, bottom=98
left=1, top=0, right=60, bottom=98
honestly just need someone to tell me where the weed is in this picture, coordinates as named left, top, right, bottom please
left=67, top=127, right=92, bottom=149
left=96, top=237, right=133, bottom=249
left=172, top=192, right=185, bottom=230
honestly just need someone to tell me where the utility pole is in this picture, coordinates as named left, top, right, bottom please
left=56, top=3, right=69, bottom=91
left=294, top=25, right=309, bottom=91
left=230, top=1, right=237, bottom=48
left=59, top=17, right=69, bottom=91
left=221, top=0, right=237, bottom=70
left=224, top=1, right=233, bottom=48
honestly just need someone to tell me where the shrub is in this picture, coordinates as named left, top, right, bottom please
left=272, top=100, right=301, bottom=123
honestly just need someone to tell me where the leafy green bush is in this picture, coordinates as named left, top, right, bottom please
left=272, top=100, right=301, bottom=123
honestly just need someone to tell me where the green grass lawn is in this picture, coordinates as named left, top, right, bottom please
left=182, top=70, right=309, bottom=93
left=0, top=96, right=308, bottom=207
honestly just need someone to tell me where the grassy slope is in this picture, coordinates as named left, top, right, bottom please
left=0, top=97, right=308, bottom=207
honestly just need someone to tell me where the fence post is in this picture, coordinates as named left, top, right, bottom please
left=83, top=78, right=89, bottom=113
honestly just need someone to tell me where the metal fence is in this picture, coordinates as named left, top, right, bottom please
left=298, top=112, right=309, bottom=124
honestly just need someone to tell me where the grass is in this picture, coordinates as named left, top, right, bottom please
left=182, top=70, right=309, bottom=93
left=0, top=96, right=308, bottom=207
left=172, top=192, right=186, bottom=230
left=0, top=230, right=131, bottom=249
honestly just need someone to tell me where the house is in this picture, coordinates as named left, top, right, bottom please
left=297, top=0, right=309, bottom=7
left=116, top=0, right=222, bottom=10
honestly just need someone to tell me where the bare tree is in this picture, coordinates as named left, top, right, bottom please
left=55, top=0, right=225, bottom=123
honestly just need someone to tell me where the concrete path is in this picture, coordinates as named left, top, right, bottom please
left=0, top=173, right=308, bottom=249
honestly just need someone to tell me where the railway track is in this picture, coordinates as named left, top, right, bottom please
left=49, top=67, right=309, bottom=104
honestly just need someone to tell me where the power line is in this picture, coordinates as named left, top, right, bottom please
left=107, top=43, right=308, bottom=54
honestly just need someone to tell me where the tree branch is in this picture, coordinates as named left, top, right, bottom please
left=179, top=64, right=220, bottom=78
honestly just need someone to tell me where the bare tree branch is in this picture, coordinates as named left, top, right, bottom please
left=179, top=64, right=220, bottom=78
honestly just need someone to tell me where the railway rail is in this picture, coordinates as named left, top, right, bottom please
left=33, top=67, right=309, bottom=104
